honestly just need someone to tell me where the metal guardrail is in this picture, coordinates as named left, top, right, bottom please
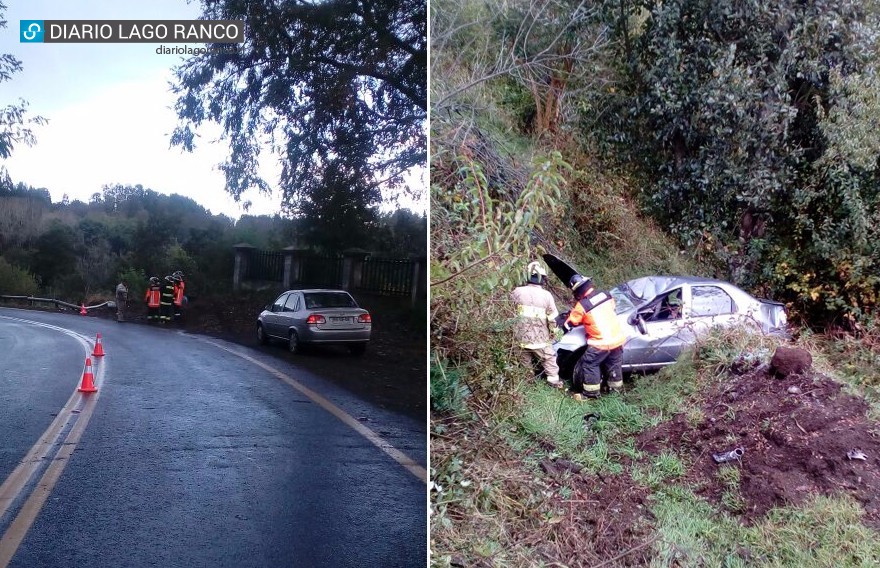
left=0, top=295, right=112, bottom=311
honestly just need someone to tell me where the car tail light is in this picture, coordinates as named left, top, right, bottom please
left=306, top=314, right=326, bottom=325
left=358, top=313, right=372, bottom=323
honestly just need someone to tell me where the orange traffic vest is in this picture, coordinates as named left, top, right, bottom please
left=564, top=288, right=627, bottom=350
left=173, top=280, right=185, bottom=306
left=144, top=285, right=161, bottom=308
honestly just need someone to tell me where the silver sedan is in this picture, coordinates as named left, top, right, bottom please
left=543, top=254, right=788, bottom=376
left=257, top=289, right=372, bottom=355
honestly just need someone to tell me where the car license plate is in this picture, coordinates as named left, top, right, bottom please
left=330, top=316, right=349, bottom=323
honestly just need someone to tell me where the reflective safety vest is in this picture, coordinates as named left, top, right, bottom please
left=144, top=285, right=161, bottom=308
left=173, top=280, right=185, bottom=306
left=564, top=288, right=627, bottom=350
left=160, top=281, right=175, bottom=306
left=510, top=284, right=559, bottom=349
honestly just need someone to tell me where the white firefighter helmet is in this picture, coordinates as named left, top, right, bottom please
left=527, top=261, right=547, bottom=284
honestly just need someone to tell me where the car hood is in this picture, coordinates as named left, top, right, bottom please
left=542, top=253, right=582, bottom=290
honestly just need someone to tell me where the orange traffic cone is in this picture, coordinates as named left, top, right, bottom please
left=80, top=304, right=87, bottom=316
left=78, top=357, right=98, bottom=393
left=92, top=333, right=105, bottom=357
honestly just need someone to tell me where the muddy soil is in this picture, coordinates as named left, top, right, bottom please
left=639, top=365, right=880, bottom=526
left=528, top=362, right=880, bottom=566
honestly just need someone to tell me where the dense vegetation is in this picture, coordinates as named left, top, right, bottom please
left=431, top=0, right=880, bottom=565
left=0, top=182, right=426, bottom=303
left=0, top=0, right=426, bottom=306
left=434, top=0, right=880, bottom=326
left=172, top=0, right=426, bottom=235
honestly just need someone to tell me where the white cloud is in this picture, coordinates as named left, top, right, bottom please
left=6, top=69, right=282, bottom=218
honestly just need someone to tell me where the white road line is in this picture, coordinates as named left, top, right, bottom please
left=0, top=315, right=105, bottom=567
left=195, top=336, right=427, bottom=483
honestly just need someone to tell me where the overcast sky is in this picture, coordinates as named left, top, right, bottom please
left=2, top=0, right=426, bottom=219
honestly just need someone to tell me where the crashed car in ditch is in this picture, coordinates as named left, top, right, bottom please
left=543, top=253, right=788, bottom=379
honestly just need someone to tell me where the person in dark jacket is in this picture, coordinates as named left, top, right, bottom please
left=160, top=275, right=176, bottom=323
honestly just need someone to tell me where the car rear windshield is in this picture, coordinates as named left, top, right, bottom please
left=304, top=292, right=357, bottom=309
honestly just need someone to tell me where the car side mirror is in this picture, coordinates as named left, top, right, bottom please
left=632, top=314, right=647, bottom=335
left=265, top=304, right=271, bottom=312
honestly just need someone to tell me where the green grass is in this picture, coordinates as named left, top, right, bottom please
left=631, top=450, right=687, bottom=489
left=430, top=358, right=472, bottom=414
left=514, top=382, right=653, bottom=474
left=649, top=488, right=880, bottom=567
left=716, top=465, right=744, bottom=513
left=626, top=358, right=702, bottom=418
left=509, top=346, right=717, bottom=477
left=803, top=331, right=880, bottom=420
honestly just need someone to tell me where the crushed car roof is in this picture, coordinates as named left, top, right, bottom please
left=622, top=275, right=730, bottom=301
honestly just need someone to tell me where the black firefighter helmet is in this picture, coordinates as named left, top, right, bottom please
left=569, top=274, right=593, bottom=299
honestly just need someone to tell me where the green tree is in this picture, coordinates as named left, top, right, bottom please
left=31, top=222, right=79, bottom=291
left=171, top=0, right=426, bottom=216
left=296, top=151, right=380, bottom=253
left=0, top=257, right=38, bottom=295
left=372, top=209, right=427, bottom=256
left=0, top=3, right=45, bottom=183
left=489, top=0, right=609, bottom=137
left=600, top=0, right=880, bottom=320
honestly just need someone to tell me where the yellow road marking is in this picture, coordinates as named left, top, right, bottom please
left=0, top=316, right=104, bottom=567
left=197, top=337, right=427, bottom=483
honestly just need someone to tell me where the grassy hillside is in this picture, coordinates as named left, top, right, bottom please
left=430, top=1, right=880, bottom=565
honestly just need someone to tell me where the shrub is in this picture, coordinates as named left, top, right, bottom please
left=430, top=359, right=471, bottom=414
left=0, top=257, right=38, bottom=296
left=117, top=267, right=148, bottom=304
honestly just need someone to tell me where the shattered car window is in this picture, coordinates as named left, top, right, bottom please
left=610, top=286, right=635, bottom=314
left=691, top=286, right=735, bottom=316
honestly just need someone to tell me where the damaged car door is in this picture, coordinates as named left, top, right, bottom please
left=624, top=286, right=697, bottom=369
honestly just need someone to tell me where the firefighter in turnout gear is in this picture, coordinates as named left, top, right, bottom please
left=115, top=279, right=129, bottom=322
left=172, top=271, right=185, bottom=320
left=510, top=261, right=564, bottom=389
left=145, top=277, right=162, bottom=322
left=160, top=275, right=176, bottom=323
left=560, top=274, right=627, bottom=400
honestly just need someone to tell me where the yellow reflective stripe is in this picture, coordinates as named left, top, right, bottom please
left=608, top=380, right=623, bottom=388
left=517, top=305, right=547, bottom=319
left=582, top=384, right=601, bottom=392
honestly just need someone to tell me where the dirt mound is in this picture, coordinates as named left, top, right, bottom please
left=639, top=365, right=880, bottom=526
left=527, top=464, right=655, bottom=566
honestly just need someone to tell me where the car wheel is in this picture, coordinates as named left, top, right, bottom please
left=349, top=343, right=367, bottom=356
left=288, top=331, right=300, bottom=354
left=257, top=324, right=268, bottom=345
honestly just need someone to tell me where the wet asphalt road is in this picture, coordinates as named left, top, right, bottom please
left=0, top=307, right=427, bottom=568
